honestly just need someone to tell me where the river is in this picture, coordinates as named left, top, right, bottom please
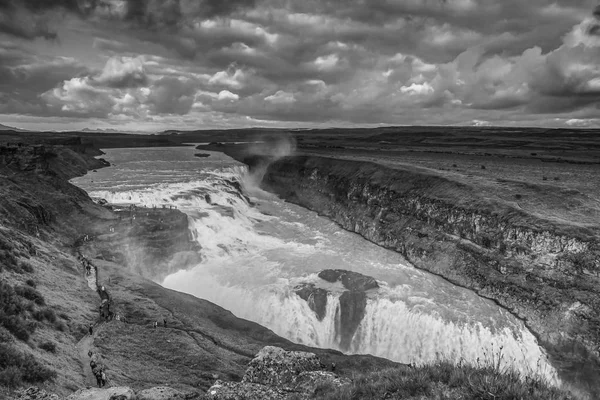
left=71, top=145, right=558, bottom=384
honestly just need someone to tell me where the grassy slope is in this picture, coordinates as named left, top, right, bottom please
left=312, top=362, right=573, bottom=400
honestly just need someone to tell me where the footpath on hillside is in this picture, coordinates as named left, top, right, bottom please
left=75, top=251, right=112, bottom=389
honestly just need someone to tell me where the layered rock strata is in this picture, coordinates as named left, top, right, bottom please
left=295, top=270, right=379, bottom=350
left=261, top=155, right=600, bottom=384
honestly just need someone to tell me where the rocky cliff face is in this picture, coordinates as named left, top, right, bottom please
left=262, top=155, right=600, bottom=382
left=295, top=270, right=379, bottom=350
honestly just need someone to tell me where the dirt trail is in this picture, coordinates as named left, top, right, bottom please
left=76, top=255, right=108, bottom=388
left=86, top=265, right=97, bottom=291
left=77, top=329, right=98, bottom=387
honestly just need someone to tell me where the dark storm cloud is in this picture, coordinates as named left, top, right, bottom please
left=120, top=0, right=256, bottom=27
left=0, top=0, right=257, bottom=40
left=3, top=0, right=600, bottom=128
left=0, top=43, right=91, bottom=116
left=588, top=4, right=600, bottom=35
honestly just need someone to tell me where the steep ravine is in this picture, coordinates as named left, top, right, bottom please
left=258, top=155, right=600, bottom=391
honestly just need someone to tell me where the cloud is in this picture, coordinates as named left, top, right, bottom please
left=3, top=0, right=600, bottom=129
left=0, top=0, right=258, bottom=40
left=42, top=77, right=116, bottom=117
left=94, top=56, right=148, bottom=88
left=265, top=90, right=295, bottom=104
left=209, top=67, right=247, bottom=89
left=217, top=90, right=240, bottom=100
left=147, top=77, right=196, bottom=115
left=0, top=3, right=59, bottom=40
left=93, top=37, right=130, bottom=53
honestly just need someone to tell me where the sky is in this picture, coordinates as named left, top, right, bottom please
left=1, top=0, right=600, bottom=131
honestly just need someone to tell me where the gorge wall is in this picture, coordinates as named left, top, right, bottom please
left=259, top=155, right=600, bottom=386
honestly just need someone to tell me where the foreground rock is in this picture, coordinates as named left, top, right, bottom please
left=65, top=386, right=198, bottom=400
left=14, top=387, right=60, bottom=400
left=207, top=346, right=350, bottom=400
left=294, top=270, right=379, bottom=350
left=66, top=387, right=135, bottom=400
left=136, top=386, right=191, bottom=400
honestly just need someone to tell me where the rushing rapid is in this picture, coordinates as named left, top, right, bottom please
left=72, top=146, right=559, bottom=384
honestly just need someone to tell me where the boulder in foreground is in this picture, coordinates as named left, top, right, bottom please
left=207, top=346, right=350, bottom=400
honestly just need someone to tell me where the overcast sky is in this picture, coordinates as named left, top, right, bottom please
left=1, top=0, right=600, bottom=131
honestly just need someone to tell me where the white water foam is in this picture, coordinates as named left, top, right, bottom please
left=78, top=147, right=559, bottom=385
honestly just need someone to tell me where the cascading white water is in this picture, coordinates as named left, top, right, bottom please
left=72, top=146, right=559, bottom=385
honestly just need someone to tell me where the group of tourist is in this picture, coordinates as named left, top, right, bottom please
left=78, top=254, right=93, bottom=275
left=88, top=351, right=108, bottom=388
left=153, top=318, right=167, bottom=329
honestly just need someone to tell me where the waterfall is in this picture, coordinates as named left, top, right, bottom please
left=77, top=147, right=559, bottom=386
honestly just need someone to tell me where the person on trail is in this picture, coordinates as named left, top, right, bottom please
left=153, top=321, right=158, bottom=329
left=163, top=318, right=167, bottom=328
left=89, top=324, right=93, bottom=336
left=101, top=371, right=107, bottom=387
left=95, top=370, right=102, bottom=388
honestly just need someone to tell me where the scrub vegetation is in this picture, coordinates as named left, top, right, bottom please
left=311, top=361, right=571, bottom=400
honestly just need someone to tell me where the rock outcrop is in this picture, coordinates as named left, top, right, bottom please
left=294, top=284, right=328, bottom=320
left=295, top=270, right=379, bottom=350
left=64, top=386, right=198, bottom=400
left=318, top=269, right=379, bottom=291
left=262, top=155, right=600, bottom=383
left=207, top=346, right=350, bottom=400
left=136, top=386, right=190, bottom=400
left=66, top=387, right=136, bottom=400
left=14, top=387, right=60, bottom=400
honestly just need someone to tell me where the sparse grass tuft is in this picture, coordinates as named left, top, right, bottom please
left=0, top=250, right=20, bottom=273
left=53, top=320, right=68, bottom=332
left=14, top=286, right=45, bottom=306
left=38, top=341, right=56, bottom=353
left=32, top=308, right=56, bottom=324
left=0, top=282, right=35, bottom=341
left=0, top=366, right=22, bottom=389
left=0, top=343, right=56, bottom=388
left=19, top=261, right=34, bottom=273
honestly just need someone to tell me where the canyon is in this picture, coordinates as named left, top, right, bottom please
left=256, top=154, right=600, bottom=394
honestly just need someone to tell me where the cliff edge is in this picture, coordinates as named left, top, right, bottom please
left=259, top=154, right=600, bottom=395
